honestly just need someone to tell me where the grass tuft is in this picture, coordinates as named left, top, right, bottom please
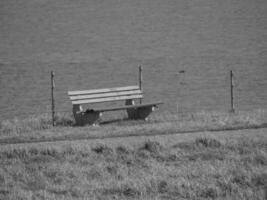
left=231, top=169, right=251, bottom=187
left=251, top=173, right=267, bottom=187
left=92, top=144, right=113, bottom=155
left=102, top=183, right=141, bottom=198
left=121, top=184, right=141, bottom=198
left=87, top=167, right=103, bottom=180
left=140, top=140, right=163, bottom=154
left=157, top=180, right=168, bottom=194
left=195, top=137, right=222, bottom=148
left=116, top=145, right=131, bottom=155
left=253, top=153, right=267, bottom=166
left=199, top=186, right=218, bottom=199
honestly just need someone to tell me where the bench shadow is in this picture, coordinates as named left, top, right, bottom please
left=99, top=118, right=147, bottom=126
left=99, top=117, right=130, bottom=126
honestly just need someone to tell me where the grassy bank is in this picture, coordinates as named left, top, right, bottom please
left=0, top=109, right=267, bottom=143
left=0, top=132, right=266, bottom=199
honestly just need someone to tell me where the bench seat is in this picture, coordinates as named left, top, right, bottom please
left=92, top=101, right=163, bottom=112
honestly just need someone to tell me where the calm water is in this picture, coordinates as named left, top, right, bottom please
left=1, top=0, right=267, bottom=120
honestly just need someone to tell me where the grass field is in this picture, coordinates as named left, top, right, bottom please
left=0, top=128, right=266, bottom=199
left=0, top=110, right=267, bottom=199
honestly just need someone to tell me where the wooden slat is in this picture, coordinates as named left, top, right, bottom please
left=68, top=85, right=139, bottom=96
left=72, top=94, right=143, bottom=105
left=70, top=90, right=142, bottom=101
left=94, top=101, right=163, bottom=112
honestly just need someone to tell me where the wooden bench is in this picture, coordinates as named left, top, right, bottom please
left=68, top=85, right=162, bottom=126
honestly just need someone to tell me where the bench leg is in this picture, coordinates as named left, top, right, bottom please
left=125, top=99, right=155, bottom=120
left=73, top=105, right=102, bottom=126
left=125, top=99, right=137, bottom=119
left=136, top=106, right=155, bottom=120
left=82, top=111, right=102, bottom=126
left=73, top=105, right=84, bottom=126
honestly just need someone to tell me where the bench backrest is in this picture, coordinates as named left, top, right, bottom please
left=68, top=85, right=143, bottom=105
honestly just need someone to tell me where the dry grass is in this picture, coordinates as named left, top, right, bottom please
left=0, top=112, right=73, bottom=137
left=0, top=132, right=266, bottom=200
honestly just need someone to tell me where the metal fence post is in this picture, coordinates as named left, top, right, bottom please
left=139, top=66, right=143, bottom=104
left=230, top=70, right=235, bottom=113
left=51, top=71, right=55, bottom=126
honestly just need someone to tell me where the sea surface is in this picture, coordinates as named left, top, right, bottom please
left=1, top=0, right=267, bottom=120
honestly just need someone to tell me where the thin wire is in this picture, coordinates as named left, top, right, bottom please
left=1, top=70, right=266, bottom=119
